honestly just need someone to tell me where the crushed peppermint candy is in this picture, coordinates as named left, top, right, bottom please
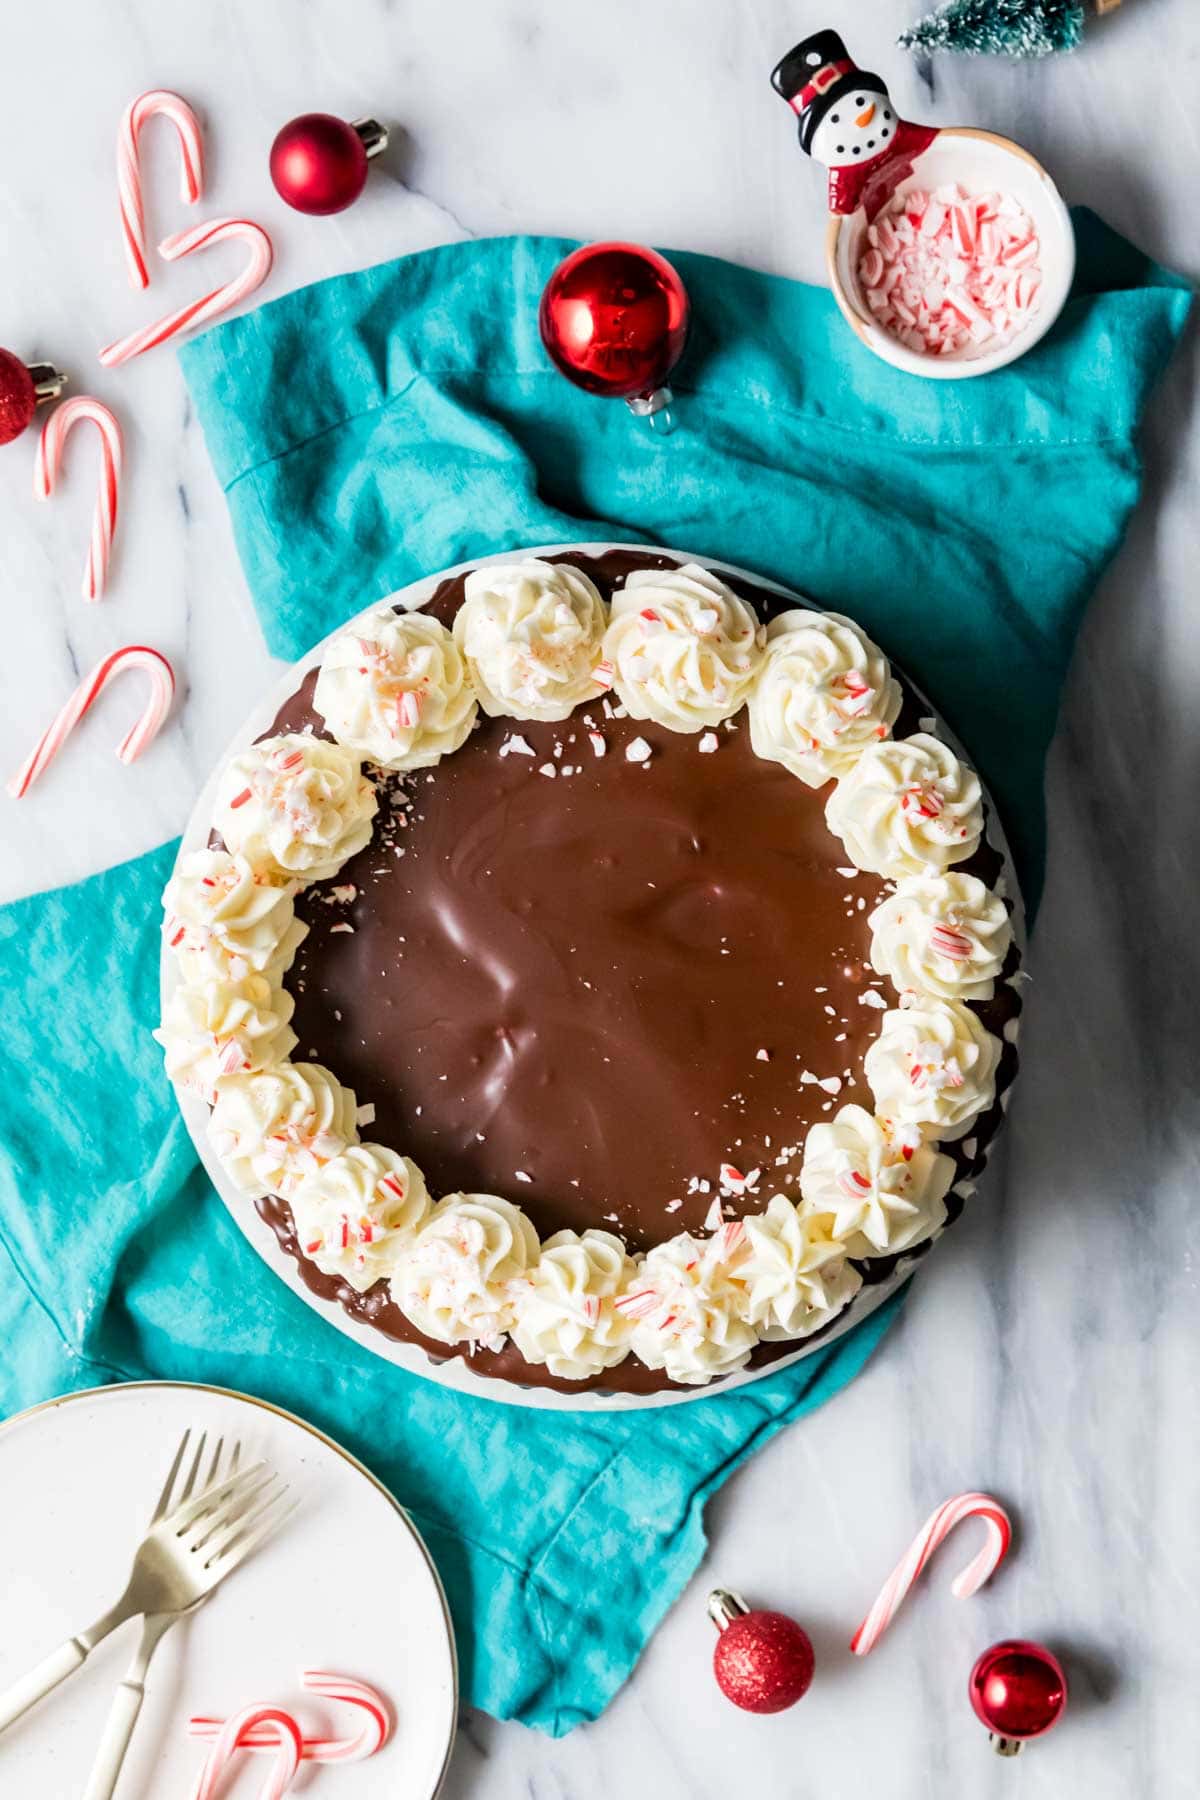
left=859, top=989, right=889, bottom=1010
left=625, top=737, right=653, bottom=765
left=858, top=183, right=1043, bottom=359
left=698, top=732, right=720, bottom=754
left=499, top=734, right=535, bottom=758
left=538, top=763, right=557, bottom=778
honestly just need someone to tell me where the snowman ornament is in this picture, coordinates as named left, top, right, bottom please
left=771, top=30, right=938, bottom=219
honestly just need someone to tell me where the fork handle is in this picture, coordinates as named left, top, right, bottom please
left=81, top=1612, right=177, bottom=1800
left=0, top=1638, right=87, bottom=1733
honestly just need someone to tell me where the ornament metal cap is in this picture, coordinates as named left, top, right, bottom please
left=707, top=1589, right=750, bottom=1631
left=28, top=362, right=69, bottom=405
left=989, top=1734, right=1025, bottom=1757
left=351, top=118, right=389, bottom=159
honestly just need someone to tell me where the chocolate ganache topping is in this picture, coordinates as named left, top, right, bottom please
left=241, top=549, right=1019, bottom=1395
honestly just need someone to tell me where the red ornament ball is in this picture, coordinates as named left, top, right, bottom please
left=270, top=114, right=385, bottom=215
left=0, top=349, right=37, bottom=447
left=969, top=1640, right=1067, bottom=1751
left=538, top=241, right=690, bottom=404
left=709, top=1591, right=814, bottom=1714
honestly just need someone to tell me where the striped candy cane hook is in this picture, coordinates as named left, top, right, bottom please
left=99, top=217, right=274, bottom=368
left=118, top=89, right=205, bottom=289
left=7, top=645, right=175, bottom=799
left=850, top=1491, right=1012, bottom=1656
left=34, top=397, right=124, bottom=602
left=190, top=1705, right=303, bottom=1800
left=188, top=1668, right=392, bottom=1764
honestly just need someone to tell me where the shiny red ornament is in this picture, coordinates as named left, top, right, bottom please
left=708, top=1589, right=815, bottom=1714
left=269, top=113, right=388, bottom=215
left=0, top=350, right=68, bottom=447
left=538, top=241, right=690, bottom=430
left=969, top=1639, right=1067, bottom=1756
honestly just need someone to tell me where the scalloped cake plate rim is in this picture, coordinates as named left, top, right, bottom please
left=164, top=542, right=1025, bottom=1412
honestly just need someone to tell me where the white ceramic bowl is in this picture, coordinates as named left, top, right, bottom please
left=827, top=127, right=1075, bottom=380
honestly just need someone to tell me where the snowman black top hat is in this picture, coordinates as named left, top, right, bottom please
left=771, top=30, right=889, bottom=156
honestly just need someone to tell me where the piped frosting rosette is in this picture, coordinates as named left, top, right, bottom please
left=209, top=1062, right=360, bottom=1198
left=289, top=1144, right=432, bottom=1292
left=314, top=608, right=477, bottom=771
left=729, top=1196, right=863, bottom=1338
left=162, top=849, right=307, bottom=984
left=453, top=559, right=608, bottom=721
left=510, top=1228, right=637, bottom=1380
left=865, top=999, right=1001, bottom=1142
left=392, top=1193, right=540, bottom=1349
left=604, top=564, right=766, bottom=731
left=154, top=975, right=297, bottom=1101
left=825, top=732, right=983, bottom=879
left=212, top=734, right=377, bottom=884
left=869, top=872, right=1012, bottom=1002
left=798, top=1104, right=954, bottom=1257
left=615, top=1234, right=759, bottom=1385
left=748, top=609, right=901, bottom=787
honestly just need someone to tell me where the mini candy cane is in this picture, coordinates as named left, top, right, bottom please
left=7, top=645, right=175, bottom=799
left=850, top=1490, right=1011, bottom=1656
left=190, top=1705, right=302, bottom=1800
left=99, top=217, right=273, bottom=369
left=118, top=89, right=205, bottom=289
left=189, top=1668, right=391, bottom=1764
left=34, top=396, right=123, bottom=602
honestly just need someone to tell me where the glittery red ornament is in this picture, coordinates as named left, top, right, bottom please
left=708, top=1589, right=815, bottom=1714
left=969, top=1639, right=1067, bottom=1756
left=269, top=113, right=389, bottom=215
left=0, top=350, right=67, bottom=446
left=538, top=242, right=690, bottom=431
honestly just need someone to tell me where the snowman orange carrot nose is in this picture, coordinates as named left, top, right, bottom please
left=856, top=102, right=877, bottom=127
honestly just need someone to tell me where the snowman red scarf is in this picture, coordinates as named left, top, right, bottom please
left=827, top=120, right=939, bottom=218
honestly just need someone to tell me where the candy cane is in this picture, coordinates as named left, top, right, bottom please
left=190, top=1705, right=302, bottom=1800
left=34, top=397, right=124, bottom=602
left=118, top=89, right=205, bottom=289
left=98, top=218, right=273, bottom=369
left=850, top=1491, right=1012, bottom=1656
left=7, top=645, right=175, bottom=799
left=188, top=1668, right=391, bottom=1764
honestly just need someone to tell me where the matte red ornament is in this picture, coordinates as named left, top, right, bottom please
left=0, top=350, right=68, bottom=447
left=538, top=241, right=690, bottom=432
left=270, top=113, right=388, bottom=215
left=969, top=1639, right=1067, bottom=1756
left=708, top=1589, right=815, bottom=1714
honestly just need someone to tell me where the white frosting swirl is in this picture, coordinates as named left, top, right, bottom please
left=729, top=1196, right=862, bottom=1339
left=510, top=1228, right=636, bottom=1380
left=452, top=560, right=608, bottom=721
left=869, top=872, right=1012, bottom=1002
left=618, top=1234, right=757, bottom=1385
left=604, top=564, right=765, bottom=732
left=212, top=734, right=378, bottom=884
left=748, top=610, right=901, bottom=787
left=162, top=849, right=306, bottom=984
left=798, top=1104, right=953, bottom=1256
left=154, top=975, right=296, bottom=1101
left=210, top=1062, right=360, bottom=1197
left=314, top=608, right=477, bottom=771
left=865, top=999, right=1000, bottom=1141
left=290, top=1143, right=431, bottom=1292
left=825, top=733, right=983, bottom=879
left=392, top=1193, right=540, bottom=1348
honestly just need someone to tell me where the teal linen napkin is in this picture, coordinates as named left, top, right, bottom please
left=0, top=223, right=1188, bottom=1734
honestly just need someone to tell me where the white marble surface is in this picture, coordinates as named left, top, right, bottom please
left=1, top=1, right=1196, bottom=1794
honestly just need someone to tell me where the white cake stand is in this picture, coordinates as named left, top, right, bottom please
left=163, top=544, right=1025, bottom=1411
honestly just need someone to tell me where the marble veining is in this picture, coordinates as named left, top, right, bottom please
left=0, top=2, right=1196, bottom=1795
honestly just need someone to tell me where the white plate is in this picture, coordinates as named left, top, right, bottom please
left=0, top=1382, right=456, bottom=1798
left=165, top=543, right=1024, bottom=1411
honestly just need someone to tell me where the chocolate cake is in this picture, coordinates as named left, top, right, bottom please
left=157, top=547, right=1022, bottom=1398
